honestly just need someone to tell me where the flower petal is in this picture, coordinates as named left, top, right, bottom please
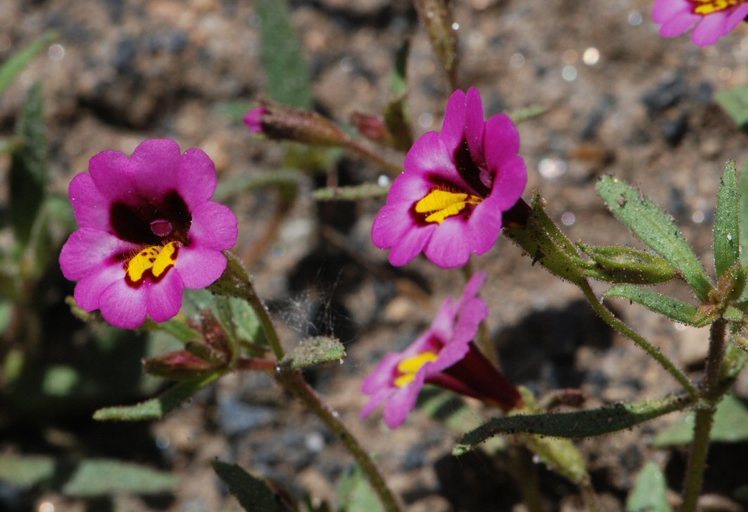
left=484, top=114, right=520, bottom=169
left=177, top=148, right=218, bottom=207
left=189, top=201, right=238, bottom=250
left=73, top=261, right=124, bottom=311
left=59, top=228, right=136, bottom=281
left=89, top=150, right=137, bottom=203
left=465, top=87, right=486, bottom=168
left=424, top=219, right=472, bottom=268
left=146, top=270, right=185, bottom=322
left=652, top=0, right=691, bottom=23
left=492, top=154, right=527, bottom=210
left=99, top=279, right=148, bottom=329
left=726, top=4, right=748, bottom=32
left=372, top=203, right=417, bottom=249
left=175, top=246, right=227, bottom=289
left=361, top=353, right=401, bottom=394
left=130, top=139, right=181, bottom=200
left=69, top=172, right=110, bottom=230
left=388, top=225, right=435, bottom=266
left=383, top=375, right=424, bottom=428
left=659, top=10, right=700, bottom=37
left=403, top=131, right=457, bottom=180
left=440, top=89, right=467, bottom=154
left=692, top=12, right=729, bottom=46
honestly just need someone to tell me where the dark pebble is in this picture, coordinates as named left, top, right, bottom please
left=218, top=397, right=276, bottom=436
left=642, top=74, right=687, bottom=114
left=661, top=113, right=688, bottom=146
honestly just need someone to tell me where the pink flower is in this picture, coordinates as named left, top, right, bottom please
left=361, top=273, right=522, bottom=429
left=372, top=88, right=527, bottom=268
left=653, top=0, right=748, bottom=46
left=59, top=139, right=238, bottom=329
left=243, top=107, right=267, bottom=134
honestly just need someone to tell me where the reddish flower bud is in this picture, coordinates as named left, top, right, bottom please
left=244, top=100, right=349, bottom=147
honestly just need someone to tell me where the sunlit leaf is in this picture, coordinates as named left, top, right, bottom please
left=62, top=459, right=178, bottom=497
left=605, top=285, right=710, bottom=326
left=626, top=462, right=672, bottom=512
left=596, top=176, right=712, bottom=301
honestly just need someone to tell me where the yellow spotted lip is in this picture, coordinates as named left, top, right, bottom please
left=415, top=189, right=483, bottom=225
left=692, top=0, right=747, bottom=15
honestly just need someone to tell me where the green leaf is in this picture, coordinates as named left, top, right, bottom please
left=212, top=460, right=289, bottom=512
left=578, top=244, right=678, bottom=285
left=312, top=183, right=389, bottom=202
left=454, top=395, right=691, bottom=454
left=715, top=161, right=740, bottom=278
left=509, top=105, right=547, bottom=124
left=280, top=336, right=345, bottom=370
left=0, top=31, right=58, bottom=95
left=10, top=83, right=47, bottom=247
left=0, top=455, right=178, bottom=497
left=596, top=176, right=713, bottom=301
left=604, top=285, right=710, bottom=326
left=0, top=300, right=11, bottom=335
left=338, top=465, right=384, bottom=512
left=716, top=86, right=748, bottom=130
left=524, top=435, right=588, bottom=486
left=0, top=454, right=55, bottom=486
left=257, top=0, right=311, bottom=108
left=62, top=459, right=178, bottom=497
left=143, top=316, right=201, bottom=344
left=626, top=462, right=672, bottom=512
left=654, top=394, right=748, bottom=446
left=93, top=373, right=219, bottom=421
left=740, top=162, right=748, bottom=271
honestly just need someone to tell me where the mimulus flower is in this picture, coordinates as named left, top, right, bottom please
left=59, top=139, right=238, bottom=329
left=653, top=0, right=748, bottom=46
left=372, top=88, right=527, bottom=268
left=361, top=273, right=522, bottom=428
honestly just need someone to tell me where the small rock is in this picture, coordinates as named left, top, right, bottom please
left=217, top=397, right=275, bottom=435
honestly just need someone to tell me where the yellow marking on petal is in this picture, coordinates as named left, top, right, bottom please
left=393, top=351, right=438, bottom=388
left=692, top=0, right=746, bottom=15
left=152, top=242, right=178, bottom=277
left=415, top=189, right=482, bottom=224
left=126, top=242, right=178, bottom=282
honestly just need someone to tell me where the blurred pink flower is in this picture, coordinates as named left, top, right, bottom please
left=243, top=106, right=267, bottom=133
left=361, top=273, right=521, bottom=429
left=59, top=139, right=238, bottom=329
left=653, top=0, right=748, bottom=46
left=372, top=88, right=527, bottom=268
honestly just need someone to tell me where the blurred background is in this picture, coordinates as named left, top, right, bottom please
left=2, top=0, right=748, bottom=510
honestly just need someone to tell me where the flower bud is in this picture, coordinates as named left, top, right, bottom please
left=244, top=100, right=349, bottom=147
left=143, top=350, right=221, bottom=380
left=350, top=111, right=394, bottom=146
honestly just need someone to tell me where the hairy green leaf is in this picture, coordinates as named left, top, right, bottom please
left=454, top=395, right=691, bottom=453
left=715, top=161, right=740, bottom=278
left=596, top=176, right=712, bottom=301
left=257, top=0, right=311, bottom=108
left=212, top=460, right=289, bottom=512
left=93, top=373, right=219, bottom=421
left=605, top=285, right=710, bottom=326
left=313, top=183, right=389, bottom=202
left=62, top=459, right=178, bottom=497
left=716, top=86, right=748, bottom=130
left=0, top=31, right=57, bottom=94
left=509, top=105, right=547, bottom=124
left=10, top=83, right=47, bottom=247
left=626, top=462, right=672, bottom=512
left=579, top=244, right=678, bottom=284
left=654, top=394, right=748, bottom=446
left=281, top=336, right=345, bottom=369
left=524, top=435, right=588, bottom=485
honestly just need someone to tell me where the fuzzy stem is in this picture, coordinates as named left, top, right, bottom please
left=681, top=319, right=727, bottom=512
left=344, top=137, right=403, bottom=175
left=578, top=281, right=699, bottom=400
left=242, top=277, right=401, bottom=512
left=277, top=370, right=402, bottom=512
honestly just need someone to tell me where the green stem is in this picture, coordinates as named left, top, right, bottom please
left=578, top=281, right=699, bottom=400
left=681, top=319, right=727, bottom=512
left=242, top=275, right=401, bottom=512
left=277, top=370, right=402, bottom=512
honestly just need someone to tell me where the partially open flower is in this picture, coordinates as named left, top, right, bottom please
left=361, top=273, right=521, bottom=428
left=59, top=139, right=238, bottom=329
left=243, top=100, right=349, bottom=147
left=653, top=0, right=748, bottom=46
left=372, top=88, right=527, bottom=268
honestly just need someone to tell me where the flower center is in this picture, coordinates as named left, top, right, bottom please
left=691, top=0, right=747, bottom=15
left=150, top=219, right=173, bottom=237
left=125, top=242, right=179, bottom=284
left=393, top=351, right=438, bottom=388
left=415, top=189, right=483, bottom=224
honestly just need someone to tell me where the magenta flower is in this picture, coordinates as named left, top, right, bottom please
left=361, top=273, right=522, bottom=428
left=653, top=0, right=748, bottom=46
left=372, top=88, right=527, bottom=269
left=59, top=139, right=238, bottom=329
